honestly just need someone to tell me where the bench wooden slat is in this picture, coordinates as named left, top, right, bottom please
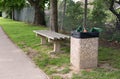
left=34, top=30, right=56, bottom=40
left=33, top=30, right=69, bottom=40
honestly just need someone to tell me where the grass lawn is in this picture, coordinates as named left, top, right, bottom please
left=0, top=17, right=120, bottom=79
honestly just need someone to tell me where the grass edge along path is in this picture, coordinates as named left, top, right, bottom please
left=0, top=17, right=120, bottom=79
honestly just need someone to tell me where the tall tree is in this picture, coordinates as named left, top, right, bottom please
left=28, top=0, right=48, bottom=26
left=50, top=0, right=58, bottom=32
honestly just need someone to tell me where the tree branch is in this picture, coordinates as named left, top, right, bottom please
left=109, top=0, right=119, bottom=17
left=27, top=0, right=35, bottom=6
left=115, top=0, right=120, bottom=4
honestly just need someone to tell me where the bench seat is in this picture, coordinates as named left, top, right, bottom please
left=33, top=30, right=70, bottom=53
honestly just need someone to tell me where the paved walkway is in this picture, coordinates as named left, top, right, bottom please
left=0, top=27, right=49, bottom=79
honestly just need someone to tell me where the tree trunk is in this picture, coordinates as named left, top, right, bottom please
left=12, top=8, right=15, bottom=20
left=61, top=0, right=66, bottom=31
left=27, top=0, right=46, bottom=26
left=83, top=0, right=88, bottom=29
left=34, top=5, right=46, bottom=26
left=50, top=0, right=58, bottom=32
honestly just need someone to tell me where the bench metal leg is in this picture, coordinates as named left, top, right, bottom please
left=53, top=41, right=61, bottom=53
left=48, top=38, right=53, bottom=43
left=41, top=36, right=47, bottom=44
left=49, top=40, right=61, bottom=53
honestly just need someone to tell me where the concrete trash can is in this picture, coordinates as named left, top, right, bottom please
left=70, top=31, right=99, bottom=71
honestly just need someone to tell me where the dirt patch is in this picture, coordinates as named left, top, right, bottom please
left=98, top=61, right=119, bottom=71
left=50, top=66, right=81, bottom=79
left=51, top=73, right=73, bottom=79
left=100, top=63, right=118, bottom=71
left=26, top=48, right=39, bottom=59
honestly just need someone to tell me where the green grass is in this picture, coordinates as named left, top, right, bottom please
left=99, top=47, right=120, bottom=69
left=0, top=18, right=46, bottom=49
left=72, top=70, right=120, bottom=79
left=0, top=17, right=120, bottom=79
left=59, top=67, right=70, bottom=74
left=51, top=76, right=62, bottom=79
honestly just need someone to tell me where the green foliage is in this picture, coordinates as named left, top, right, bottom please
left=110, top=30, right=120, bottom=42
left=0, top=0, right=26, bottom=11
left=91, top=0, right=107, bottom=27
left=27, top=0, right=49, bottom=10
left=58, top=0, right=106, bottom=31
left=63, top=1, right=84, bottom=31
left=41, top=0, right=49, bottom=9
left=102, top=28, right=120, bottom=42
left=0, top=0, right=26, bottom=18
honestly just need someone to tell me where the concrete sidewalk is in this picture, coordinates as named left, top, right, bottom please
left=0, top=27, right=49, bottom=79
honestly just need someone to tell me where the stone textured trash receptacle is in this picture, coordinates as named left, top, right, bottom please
left=70, top=31, right=99, bottom=71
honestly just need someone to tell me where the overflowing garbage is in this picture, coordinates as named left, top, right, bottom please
left=76, top=26, right=102, bottom=33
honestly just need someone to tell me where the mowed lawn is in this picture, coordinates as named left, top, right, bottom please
left=0, top=17, right=120, bottom=79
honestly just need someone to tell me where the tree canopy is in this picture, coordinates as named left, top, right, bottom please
left=0, top=0, right=26, bottom=11
left=0, top=0, right=26, bottom=19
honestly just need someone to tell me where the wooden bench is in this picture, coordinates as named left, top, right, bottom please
left=33, top=30, right=70, bottom=53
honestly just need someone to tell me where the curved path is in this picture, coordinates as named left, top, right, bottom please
left=0, top=27, right=49, bottom=79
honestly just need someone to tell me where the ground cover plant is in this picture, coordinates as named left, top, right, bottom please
left=0, top=17, right=120, bottom=79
